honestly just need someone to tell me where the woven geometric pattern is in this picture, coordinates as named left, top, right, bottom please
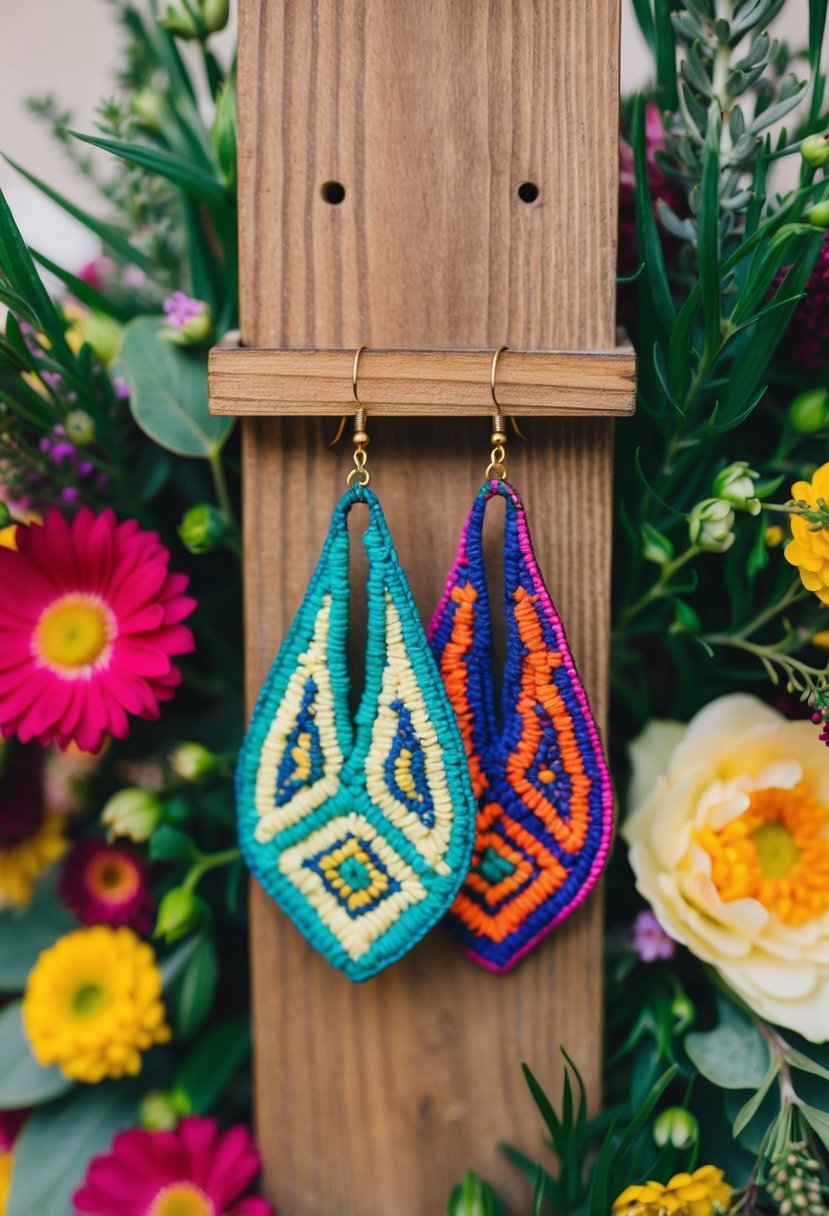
left=428, top=479, right=613, bottom=972
left=237, top=486, right=476, bottom=981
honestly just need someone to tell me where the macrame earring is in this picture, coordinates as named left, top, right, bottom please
left=428, top=347, right=613, bottom=973
left=236, top=348, right=476, bottom=981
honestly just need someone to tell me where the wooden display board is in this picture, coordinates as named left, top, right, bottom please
left=209, top=2, right=630, bottom=1211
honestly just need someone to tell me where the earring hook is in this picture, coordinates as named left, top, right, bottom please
left=486, top=346, right=509, bottom=481
left=346, top=344, right=370, bottom=487
left=328, top=343, right=368, bottom=449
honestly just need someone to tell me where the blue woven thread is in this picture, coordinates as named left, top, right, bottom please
left=428, top=480, right=614, bottom=972
left=236, top=486, right=477, bottom=981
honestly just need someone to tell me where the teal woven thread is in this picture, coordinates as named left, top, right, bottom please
left=236, top=485, right=477, bottom=981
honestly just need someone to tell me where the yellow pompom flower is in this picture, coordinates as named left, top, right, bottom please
left=612, top=1166, right=731, bottom=1216
left=785, top=462, right=829, bottom=605
left=23, top=926, right=171, bottom=1083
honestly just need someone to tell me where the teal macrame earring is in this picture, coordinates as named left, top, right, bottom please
left=236, top=347, right=477, bottom=981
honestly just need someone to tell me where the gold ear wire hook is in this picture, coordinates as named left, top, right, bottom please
left=486, top=345, right=510, bottom=481
left=346, top=344, right=370, bottom=487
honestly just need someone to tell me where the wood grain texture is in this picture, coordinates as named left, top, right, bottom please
left=209, top=345, right=636, bottom=416
left=237, top=2, right=623, bottom=1212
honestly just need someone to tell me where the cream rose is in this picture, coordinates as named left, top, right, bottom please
left=624, top=694, right=829, bottom=1042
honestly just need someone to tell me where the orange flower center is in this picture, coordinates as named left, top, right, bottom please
left=33, top=593, right=116, bottom=675
left=698, top=785, right=829, bottom=925
left=85, top=853, right=141, bottom=904
left=147, top=1182, right=215, bottom=1216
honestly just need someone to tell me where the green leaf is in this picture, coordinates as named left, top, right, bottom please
left=160, top=933, right=200, bottom=990
left=654, top=0, right=678, bottom=110
left=148, top=825, right=198, bottom=863
left=0, top=878, right=76, bottom=993
left=786, top=1046, right=829, bottom=1084
left=174, top=1016, right=251, bottom=1114
left=3, top=156, right=156, bottom=275
left=532, top=1165, right=545, bottom=1216
left=69, top=131, right=228, bottom=206
left=0, top=180, right=71, bottom=357
left=800, top=1103, right=829, bottom=1152
left=120, top=317, right=233, bottom=458
left=699, top=104, right=723, bottom=358
left=685, top=1004, right=769, bottom=1089
left=169, top=933, right=218, bottom=1040
left=731, top=1060, right=780, bottom=1136
left=0, top=1002, right=74, bottom=1108
left=7, top=1081, right=141, bottom=1216
left=30, top=248, right=137, bottom=323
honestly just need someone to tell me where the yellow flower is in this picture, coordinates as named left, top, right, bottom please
left=0, top=813, right=66, bottom=910
left=624, top=695, right=829, bottom=1042
left=785, top=462, right=829, bottom=605
left=613, top=1166, right=731, bottom=1216
left=23, top=926, right=171, bottom=1083
left=0, top=1149, right=12, bottom=1215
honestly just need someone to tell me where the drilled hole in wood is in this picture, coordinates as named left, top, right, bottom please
left=321, top=180, right=346, bottom=204
left=517, top=181, right=539, bottom=203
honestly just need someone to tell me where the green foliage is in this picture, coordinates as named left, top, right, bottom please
left=0, top=1002, right=75, bottom=1108
left=0, top=878, right=76, bottom=993
left=7, top=1082, right=144, bottom=1216
left=120, top=317, right=233, bottom=458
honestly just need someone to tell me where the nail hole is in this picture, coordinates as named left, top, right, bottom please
left=321, top=181, right=346, bottom=204
left=517, top=181, right=539, bottom=204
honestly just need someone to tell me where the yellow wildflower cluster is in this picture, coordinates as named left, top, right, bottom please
left=612, top=1166, right=731, bottom=1216
left=785, top=462, right=829, bottom=605
left=0, top=813, right=66, bottom=910
left=23, top=926, right=171, bottom=1083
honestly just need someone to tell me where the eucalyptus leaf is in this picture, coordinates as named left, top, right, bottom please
left=0, top=1002, right=74, bottom=1108
left=685, top=1006, right=769, bottom=1089
left=0, top=877, right=76, bottom=993
left=120, top=317, right=233, bottom=458
left=7, top=1081, right=141, bottom=1216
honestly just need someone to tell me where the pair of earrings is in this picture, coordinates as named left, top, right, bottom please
left=236, top=348, right=613, bottom=981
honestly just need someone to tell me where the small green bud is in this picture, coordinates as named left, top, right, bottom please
left=170, top=742, right=219, bottom=783
left=447, top=1171, right=498, bottom=1216
left=805, top=199, right=829, bottom=228
left=211, top=80, right=237, bottom=190
left=670, top=992, right=695, bottom=1031
left=688, top=498, right=736, bottom=553
left=164, top=794, right=194, bottom=828
left=140, top=1087, right=191, bottom=1131
left=178, top=503, right=229, bottom=554
left=64, top=410, right=95, bottom=447
left=789, top=388, right=829, bottom=434
left=131, top=88, right=166, bottom=132
left=801, top=133, right=829, bottom=169
left=641, top=522, right=673, bottom=565
left=711, top=461, right=760, bottom=514
left=101, top=788, right=162, bottom=842
left=669, top=600, right=702, bottom=635
left=653, top=1107, right=698, bottom=1149
left=200, top=0, right=229, bottom=32
left=155, top=887, right=201, bottom=944
left=161, top=303, right=214, bottom=346
left=158, top=3, right=200, bottom=38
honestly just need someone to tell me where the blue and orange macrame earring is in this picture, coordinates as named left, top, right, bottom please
left=428, top=347, right=613, bottom=973
left=236, top=347, right=476, bottom=981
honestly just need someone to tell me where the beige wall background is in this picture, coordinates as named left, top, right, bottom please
left=0, top=2, right=807, bottom=268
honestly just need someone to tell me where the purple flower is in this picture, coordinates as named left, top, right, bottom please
left=777, top=232, right=829, bottom=369
left=163, top=291, right=208, bottom=331
left=632, top=909, right=676, bottom=962
left=112, top=377, right=131, bottom=401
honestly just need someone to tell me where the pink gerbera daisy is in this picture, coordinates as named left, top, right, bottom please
left=73, top=1117, right=273, bottom=1216
left=0, top=509, right=196, bottom=753
left=60, top=837, right=155, bottom=934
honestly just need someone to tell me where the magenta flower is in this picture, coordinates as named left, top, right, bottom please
left=0, top=1109, right=28, bottom=1151
left=73, top=1117, right=274, bottom=1216
left=59, top=838, right=154, bottom=933
left=632, top=909, right=676, bottom=962
left=0, top=507, right=196, bottom=752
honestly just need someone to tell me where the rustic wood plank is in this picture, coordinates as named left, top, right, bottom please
left=209, top=345, right=636, bottom=416
left=238, top=2, right=623, bottom=1212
